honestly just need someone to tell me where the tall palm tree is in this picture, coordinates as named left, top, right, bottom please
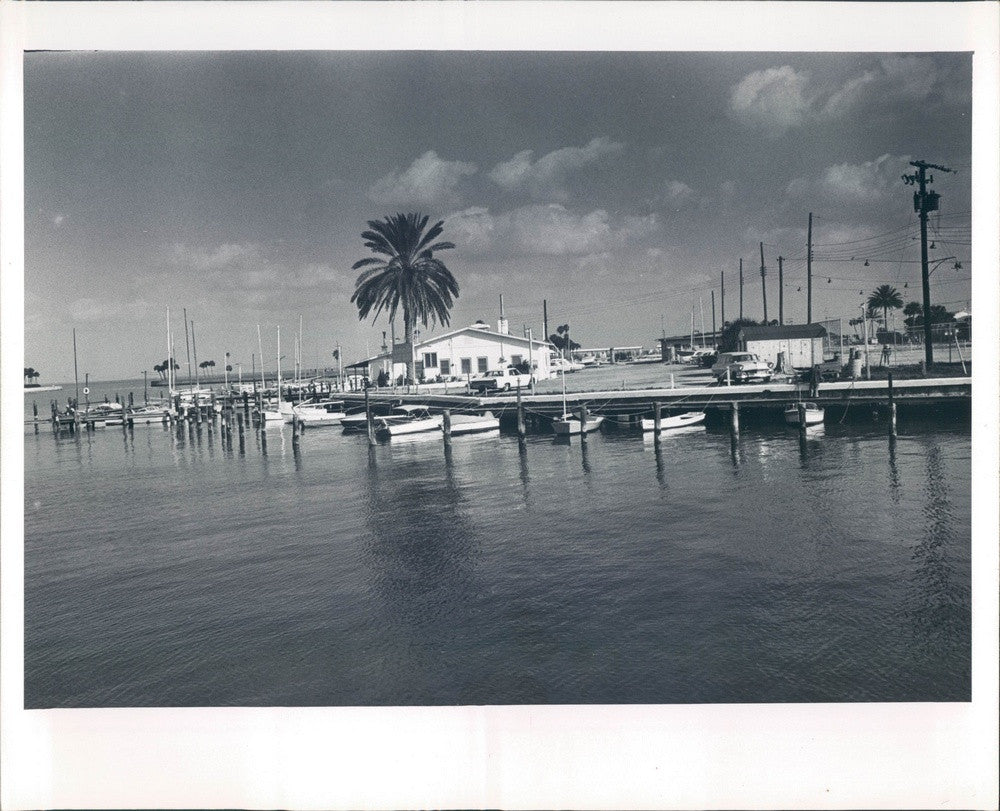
left=351, top=213, right=459, bottom=384
left=867, top=285, right=903, bottom=337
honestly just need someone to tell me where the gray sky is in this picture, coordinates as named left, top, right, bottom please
left=25, top=51, right=971, bottom=381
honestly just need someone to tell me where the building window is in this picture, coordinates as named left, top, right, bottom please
left=477, top=357, right=489, bottom=374
left=510, top=354, right=523, bottom=367
left=460, top=358, right=472, bottom=375
left=440, top=358, right=451, bottom=375
left=423, top=352, right=438, bottom=368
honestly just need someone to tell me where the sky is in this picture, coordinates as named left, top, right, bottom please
left=23, top=50, right=972, bottom=382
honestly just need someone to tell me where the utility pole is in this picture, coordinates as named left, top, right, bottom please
left=543, top=299, right=549, bottom=344
left=739, top=259, right=744, bottom=321
left=711, top=290, right=717, bottom=343
left=778, top=256, right=784, bottom=325
left=903, top=159, right=953, bottom=366
left=759, top=242, right=768, bottom=323
left=806, top=212, right=813, bottom=324
left=720, top=270, right=725, bottom=327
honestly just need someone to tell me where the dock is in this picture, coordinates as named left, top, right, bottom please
left=337, top=376, right=971, bottom=423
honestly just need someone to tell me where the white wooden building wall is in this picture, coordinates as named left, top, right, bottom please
left=746, top=337, right=823, bottom=369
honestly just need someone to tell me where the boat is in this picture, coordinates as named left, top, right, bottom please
left=551, top=366, right=604, bottom=435
left=784, top=401, right=825, bottom=426
left=374, top=405, right=443, bottom=437
left=127, top=404, right=172, bottom=424
left=341, top=403, right=403, bottom=432
left=291, top=400, right=347, bottom=426
left=639, top=410, right=705, bottom=432
left=78, top=402, right=126, bottom=427
left=448, top=411, right=499, bottom=435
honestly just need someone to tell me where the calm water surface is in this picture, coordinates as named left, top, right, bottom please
left=23, top=408, right=970, bottom=706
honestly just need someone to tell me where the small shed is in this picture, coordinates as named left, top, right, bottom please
left=737, top=324, right=827, bottom=370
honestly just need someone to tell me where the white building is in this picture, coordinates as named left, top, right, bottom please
left=347, top=319, right=555, bottom=385
left=737, top=324, right=828, bottom=369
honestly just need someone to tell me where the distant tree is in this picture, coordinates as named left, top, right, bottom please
left=929, top=304, right=955, bottom=324
left=153, top=362, right=166, bottom=380
left=903, top=301, right=923, bottom=327
left=350, top=213, right=458, bottom=384
left=199, top=360, right=216, bottom=370
left=867, top=285, right=903, bottom=335
left=548, top=324, right=581, bottom=355
left=717, top=318, right=762, bottom=353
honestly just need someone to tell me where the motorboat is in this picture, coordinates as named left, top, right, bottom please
left=374, top=405, right=442, bottom=437
left=341, top=403, right=405, bottom=432
left=127, top=404, right=172, bottom=425
left=78, top=402, right=126, bottom=427
left=784, top=402, right=825, bottom=426
left=291, top=400, right=347, bottom=426
left=448, top=411, right=499, bottom=435
left=640, top=410, right=705, bottom=432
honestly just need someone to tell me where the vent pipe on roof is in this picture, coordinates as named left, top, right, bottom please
left=498, top=293, right=509, bottom=335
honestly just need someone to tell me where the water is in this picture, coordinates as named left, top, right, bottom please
left=23, top=404, right=970, bottom=707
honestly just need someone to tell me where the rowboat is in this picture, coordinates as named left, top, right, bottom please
left=784, top=402, right=825, bottom=426
left=639, top=410, right=705, bottom=432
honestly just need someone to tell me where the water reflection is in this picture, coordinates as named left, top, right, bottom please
left=517, top=438, right=531, bottom=504
left=887, top=436, right=901, bottom=503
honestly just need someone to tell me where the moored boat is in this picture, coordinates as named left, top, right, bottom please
left=448, top=411, right=499, bottom=435
left=127, top=404, right=172, bottom=424
left=291, top=400, right=347, bottom=426
left=640, top=410, right=705, bottom=432
left=784, top=402, right=825, bottom=426
left=553, top=412, right=605, bottom=435
left=374, top=405, right=443, bottom=437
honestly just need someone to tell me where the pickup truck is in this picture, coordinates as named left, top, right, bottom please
left=468, top=366, right=533, bottom=394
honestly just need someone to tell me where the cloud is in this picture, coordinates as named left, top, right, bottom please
left=69, top=296, right=155, bottom=323
left=787, top=153, right=910, bottom=207
left=367, top=150, right=477, bottom=207
left=488, top=137, right=625, bottom=201
left=171, top=242, right=262, bottom=272
left=446, top=204, right=658, bottom=257
left=729, top=66, right=811, bottom=137
left=732, top=57, right=966, bottom=135
left=664, top=180, right=695, bottom=209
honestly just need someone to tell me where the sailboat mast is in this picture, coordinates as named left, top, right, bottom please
left=257, top=324, right=266, bottom=391
left=700, top=298, right=706, bottom=348
left=276, top=325, right=281, bottom=396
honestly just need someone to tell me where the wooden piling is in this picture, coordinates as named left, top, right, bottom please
left=578, top=406, right=588, bottom=439
left=516, top=384, right=526, bottom=437
left=443, top=409, right=452, bottom=446
left=797, top=402, right=807, bottom=437
left=730, top=401, right=740, bottom=435
left=888, top=371, right=897, bottom=437
left=365, top=387, right=376, bottom=446
left=194, top=393, right=202, bottom=425
left=653, top=401, right=662, bottom=435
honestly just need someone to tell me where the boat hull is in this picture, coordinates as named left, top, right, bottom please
left=640, top=411, right=705, bottom=432
left=377, top=416, right=443, bottom=437
left=784, top=405, right=825, bottom=426
left=449, top=413, right=500, bottom=435
left=552, top=414, right=605, bottom=435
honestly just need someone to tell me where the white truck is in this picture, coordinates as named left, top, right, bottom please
left=468, top=365, right=533, bottom=394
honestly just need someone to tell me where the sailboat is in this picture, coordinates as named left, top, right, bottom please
left=552, top=365, right=604, bottom=435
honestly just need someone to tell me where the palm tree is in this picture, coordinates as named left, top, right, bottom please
left=867, top=285, right=903, bottom=337
left=351, top=213, right=459, bottom=384
left=903, top=301, right=923, bottom=327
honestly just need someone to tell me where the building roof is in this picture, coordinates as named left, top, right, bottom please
left=344, top=323, right=554, bottom=368
left=739, top=324, right=827, bottom=340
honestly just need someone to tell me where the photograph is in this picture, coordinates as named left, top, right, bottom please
left=2, top=3, right=997, bottom=809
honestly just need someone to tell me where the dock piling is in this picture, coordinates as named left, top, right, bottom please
left=797, top=402, right=807, bottom=438
left=578, top=406, right=588, bottom=439
left=365, top=388, right=376, bottom=446
left=888, top=371, right=897, bottom=438
left=653, top=401, right=662, bottom=435
left=730, top=401, right=740, bottom=436
left=443, top=409, right=452, bottom=446
left=516, top=384, right=526, bottom=438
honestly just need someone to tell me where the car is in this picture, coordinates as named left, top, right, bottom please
left=468, top=365, right=533, bottom=394
left=712, top=351, right=774, bottom=384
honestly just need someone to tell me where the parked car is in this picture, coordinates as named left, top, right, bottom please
left=468, top=365, right=533, bottom=394
left=711, top=351, right=774, bottom=384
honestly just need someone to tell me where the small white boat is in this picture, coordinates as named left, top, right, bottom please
left=784, top=402, right=825, bottom=426
left=640, top=410, right=705, bottom=432
left=552, top=363, right=603, bottom=435
left=448, top=411, right=499, bottom=435
left=291, top=400, right=347, bottom=426
left=375, top=405, right=443, bottom=437
left=78, top=403, right=126, bottom=427
left=127, top=404, right=171, bottom=424
left=553, top=412, right=605, bottom=435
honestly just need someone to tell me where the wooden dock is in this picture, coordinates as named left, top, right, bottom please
left=339, top=376, right=971, bottom=421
